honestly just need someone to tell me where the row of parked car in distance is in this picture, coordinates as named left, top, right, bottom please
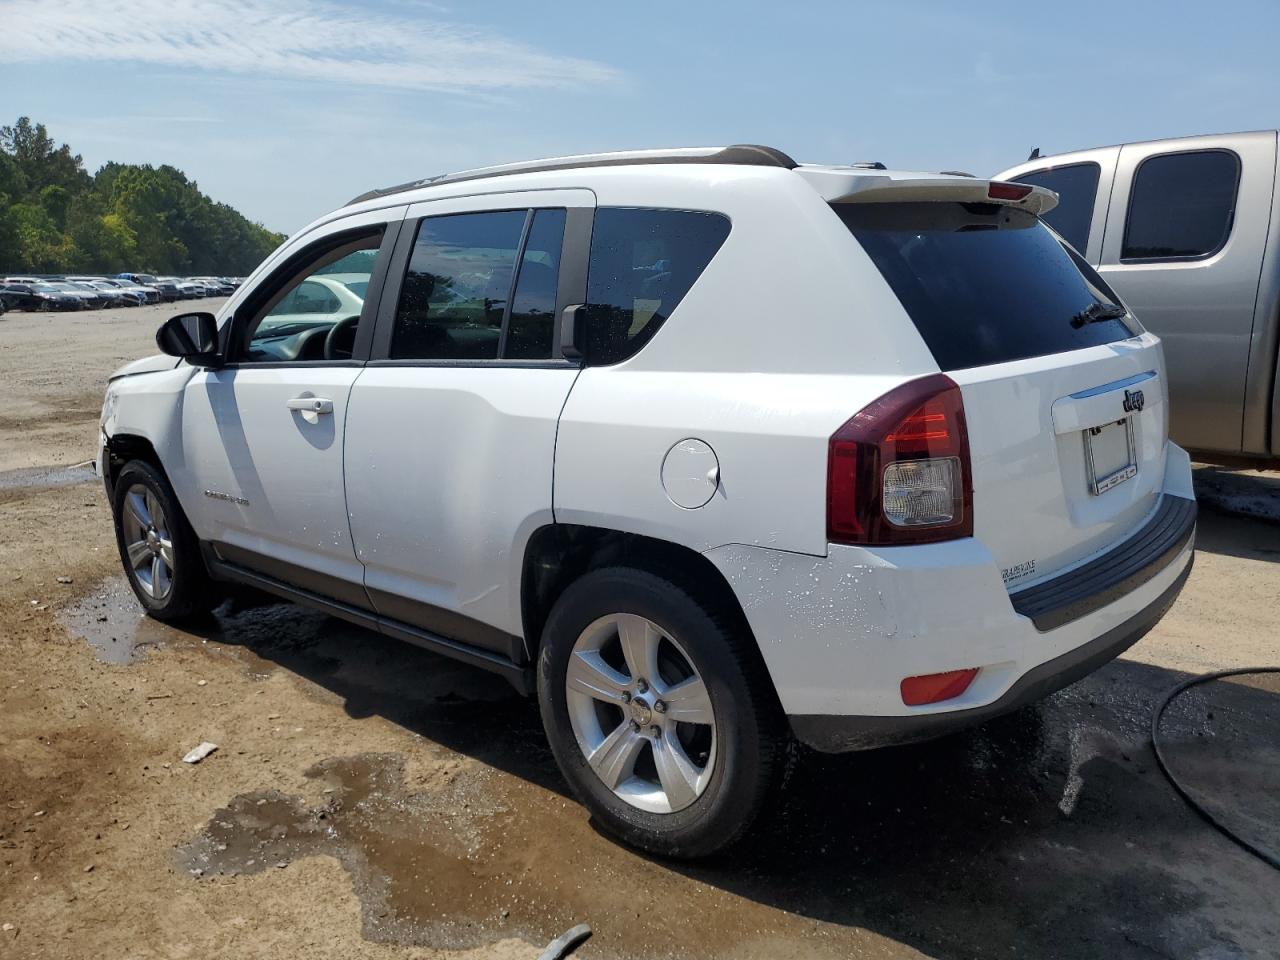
left=0, top=273, right=243, bottom=314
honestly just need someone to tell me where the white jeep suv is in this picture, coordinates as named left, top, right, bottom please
left=99, top=145, right=1196, bottom=857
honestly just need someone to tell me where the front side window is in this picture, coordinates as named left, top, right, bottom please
left=240, top=232, right=382, bottom=363
left=1013, top=162, right=1100, bottom=253
left=582, top=208, right=731, bottom=365
left=1122, top=150, right=1240, bottom=261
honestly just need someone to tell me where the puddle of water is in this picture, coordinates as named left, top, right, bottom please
left=60, top=577, right=171, bottom=664
left=1155, top=671, right=1280, bottom=858
left=60, top=575, right=339, bottom=675
left=1193, top=466, right=1280, bottom=524
left=0, top=462, right=96, bottom=493
left=176, top=754, right=534, bottom=950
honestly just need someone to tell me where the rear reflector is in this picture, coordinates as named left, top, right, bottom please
left=900, top=668, right=979, bottom=706
left=987, top=181, right=1033, bottom=202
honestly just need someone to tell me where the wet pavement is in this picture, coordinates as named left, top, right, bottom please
left=0, top=462, right=96, bottom=498
left=66, top=576, right=1280, bottom=959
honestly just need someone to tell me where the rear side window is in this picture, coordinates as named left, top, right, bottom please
left=837, top=202, right=1135, bottom=371
left=1122, top=150, right=1240, bottom=261
left=1012, top=162, right=1099, bottom=252
left=583, top=208, right=730, bottom=365
left=391, top=210, right=527, bottom=361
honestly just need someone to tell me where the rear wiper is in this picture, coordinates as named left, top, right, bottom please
left=1070, top=302, right=1128, bottom=328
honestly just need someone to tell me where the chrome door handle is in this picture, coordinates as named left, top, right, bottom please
left=287, top=397, right=333, bottom=415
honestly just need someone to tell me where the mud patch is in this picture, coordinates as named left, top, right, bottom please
left=176, top=753, right=536, bottom=950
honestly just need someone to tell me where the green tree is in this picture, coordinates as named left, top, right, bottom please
left=10, top=202, right=76, bottom=272
left=1, top=116, right=285, bottom=274
left=0, top=117, right=89, bottom=194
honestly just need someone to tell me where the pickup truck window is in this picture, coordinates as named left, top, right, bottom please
left=1122, top=150, right=1240, bottom=261
left=1012, top=162, right=1099, bottom=253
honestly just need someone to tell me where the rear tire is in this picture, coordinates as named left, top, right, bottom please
left=111, top=460, right=218, bottom=622
left=537, top=566, right=786, bottom=858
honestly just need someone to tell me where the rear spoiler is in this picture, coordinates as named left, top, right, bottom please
left=796, top=167, right=1058, bottom=216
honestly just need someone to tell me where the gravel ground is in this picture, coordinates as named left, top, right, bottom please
left=1, top=303, right=1278, bottom=960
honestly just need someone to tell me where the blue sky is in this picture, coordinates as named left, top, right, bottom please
left=3, top=0, right=1278, bottom=234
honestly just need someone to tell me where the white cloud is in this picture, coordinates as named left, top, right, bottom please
left=0, top=0, right=620, bottom=93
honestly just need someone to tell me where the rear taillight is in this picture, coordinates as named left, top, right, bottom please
left=826, top=373, right=973, bottom=545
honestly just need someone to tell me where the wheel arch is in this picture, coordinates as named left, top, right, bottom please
left=104, top=432, right=167, bottom=495
left=520, top=524, right=780, bottom=700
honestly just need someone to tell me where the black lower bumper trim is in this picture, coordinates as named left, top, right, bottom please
left=790, top=550, right=1193, bottom=753
left=1011, top=495, right=1196, bottom=632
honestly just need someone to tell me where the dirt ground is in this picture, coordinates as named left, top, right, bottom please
left=1, top=303, right=1278, bottom=960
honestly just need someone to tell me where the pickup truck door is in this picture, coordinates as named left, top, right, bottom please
left=1094, top=132, right=1276, bottom=455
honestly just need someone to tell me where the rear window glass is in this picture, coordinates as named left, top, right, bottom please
left=837, top=202, right=1136, bottom=371
left=1012, top=162, right=1099, bottom=252
left=583, top=208, right=730, bottom=365
left=1122, top=150, right=1240, bottom=261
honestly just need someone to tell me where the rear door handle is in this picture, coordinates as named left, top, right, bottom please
left=287, top=396, right=333, bottom=415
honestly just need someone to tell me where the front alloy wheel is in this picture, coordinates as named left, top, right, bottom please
left=119, top=483, right=175, bottom=600
left=111, top=459, right=217, bottom=622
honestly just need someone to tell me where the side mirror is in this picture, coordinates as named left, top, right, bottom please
left=157, top=311, right=221, bottom=365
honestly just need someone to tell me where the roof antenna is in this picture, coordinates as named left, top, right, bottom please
left=1027, top=146, right=1041, bottom=161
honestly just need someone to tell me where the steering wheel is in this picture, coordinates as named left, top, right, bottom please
left=324, top=315, right=361, bottom=360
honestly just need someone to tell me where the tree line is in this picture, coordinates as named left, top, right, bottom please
left=0, top=117, right=286, bottom=276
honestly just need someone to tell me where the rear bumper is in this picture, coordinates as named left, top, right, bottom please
left=704, top=444, right=1197, bottom=751
left=790, top=553, right=1192, bottom=751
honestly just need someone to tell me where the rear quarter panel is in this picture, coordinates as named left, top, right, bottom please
left=554, top=168, right=939, bottom=557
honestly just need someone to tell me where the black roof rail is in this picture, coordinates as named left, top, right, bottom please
left=345, top=144, right=799, bottom=206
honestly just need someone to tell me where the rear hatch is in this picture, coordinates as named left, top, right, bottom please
left=828, top=185, right=1167, bottom=590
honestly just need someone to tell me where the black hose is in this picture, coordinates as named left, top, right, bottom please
left=1151, top=667, right=1280, bottom=870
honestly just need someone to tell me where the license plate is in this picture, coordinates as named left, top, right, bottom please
left=1084, top=418, right=1137, bottom=495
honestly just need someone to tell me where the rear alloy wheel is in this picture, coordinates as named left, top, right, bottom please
left=111, top=460, right=217, bottom=622
left=538, top=567, right=785, bottom=858
left=566, top=613, right=716, bottom=814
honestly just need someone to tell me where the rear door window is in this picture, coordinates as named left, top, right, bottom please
left=1012, top=162, right=1099, bottom=252
left=390, top=208, right=570, bottom=361
left=390, top=210, right=527, bottom=361
left=1121, top=150, right=1240, bottom=261
left=505, top=209, right=566, bottom=360
left=583, top=208, right=730, bottom=364
left=837, top=202, right=1135, bottom=371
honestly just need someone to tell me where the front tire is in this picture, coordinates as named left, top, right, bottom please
left=537, top=567, right=785, bottom=858
left=111, top=460, right=217, bottom=622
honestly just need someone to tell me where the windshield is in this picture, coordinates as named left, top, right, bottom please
left=835, top=202, right=1137, bottom=370
left=38, top=282, right=74, bottom=292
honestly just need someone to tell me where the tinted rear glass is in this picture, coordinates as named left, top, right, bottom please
left=837, top=202, right=1135, bottom=371
left=1122, top=150, right=1239, bottom=261
left=1012, top=162, right=1099, bottom=252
